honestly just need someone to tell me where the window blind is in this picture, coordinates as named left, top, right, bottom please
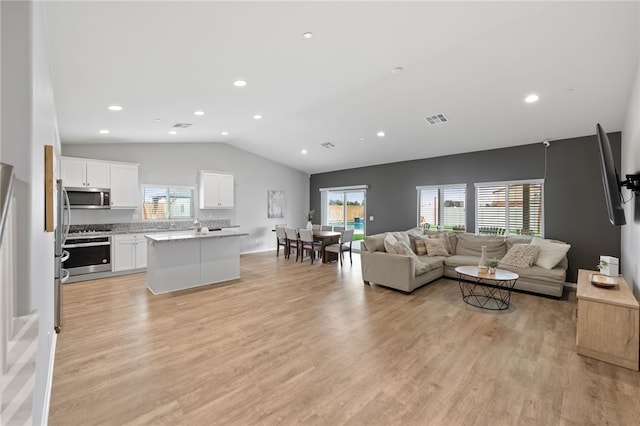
left=142, top=186, right=194, bottom=220
left=476, top=181, right=543, bottom=236
left=417, top=184, right=466, bottom=230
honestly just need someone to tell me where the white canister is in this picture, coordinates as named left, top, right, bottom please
left=599, top=255, right=619, bottom=277
left=200, top=227, right=209, bottom=235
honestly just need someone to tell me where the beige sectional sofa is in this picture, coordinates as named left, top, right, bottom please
left=360, top=230, right=568, bottom=297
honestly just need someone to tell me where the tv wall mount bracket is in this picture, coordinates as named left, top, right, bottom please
left=621, top=174, right=640, bottom=194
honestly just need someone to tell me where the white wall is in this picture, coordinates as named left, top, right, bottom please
left=31, top=1, right=62, bottom=423
left=621, top=62, right=640, bottom=298
left=1, top=0, right=32, bottom=317
left=62, top=143, right=310, bottom=253
left=2, top=1, right=61, bottom=423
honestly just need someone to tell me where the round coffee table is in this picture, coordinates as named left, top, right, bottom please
left=455, top=266, right=519, bottom=310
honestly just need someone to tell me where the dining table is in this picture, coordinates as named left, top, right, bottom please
left=312, top=230, right=341, bottom=263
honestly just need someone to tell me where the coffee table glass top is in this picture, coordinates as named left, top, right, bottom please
left=455, top=265, right=519, bottom=281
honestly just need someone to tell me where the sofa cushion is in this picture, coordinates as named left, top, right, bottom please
left=531, top=237, right=571, bottom=269
left=444, top=255, right=483, bottom=269
left=425, top=238, right=449, bottom=256
left=497, top=263, right=567, bottom=283
left=363, top=233, right=387, bottom=252
left=500, top=244, right=541, bottom=268
left=506, top=236, right=534, bottom=250
left=455, top=234, right=507, bottom=258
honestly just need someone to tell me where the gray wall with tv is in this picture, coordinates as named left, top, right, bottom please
left=310, top=132, right=622, bottom=284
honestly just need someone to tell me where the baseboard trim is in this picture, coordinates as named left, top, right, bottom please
left=42, top=331, right=57, bottom=425
left=564, top=282, right=577, bottom=289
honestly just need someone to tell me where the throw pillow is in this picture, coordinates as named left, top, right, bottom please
left=384, top=234, right=430, bottom=275
left=383, top=233, right=399, bottom=253
left=500, top=244, right=541, bottom=268
left=438, top=232, right=452, bottom=255
left=390, top=231, right=411, bottom=247
left=413, top=236, right=429, bottom=256
left=425, top=238, right=449, bottom=257
left=530, top=237, right=571, bottom=269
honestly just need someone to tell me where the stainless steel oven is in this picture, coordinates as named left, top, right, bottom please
left=62, top=234, right=112, bottom=276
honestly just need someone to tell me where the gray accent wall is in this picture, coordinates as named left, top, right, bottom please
left=311, top=133, right=623, bottom=284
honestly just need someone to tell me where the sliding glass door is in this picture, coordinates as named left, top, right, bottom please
left=326, top=190, right=366, bottom=241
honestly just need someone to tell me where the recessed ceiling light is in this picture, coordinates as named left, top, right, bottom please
left=253, top=114, right=262, bottom=120
left=221, top=131, right=229, bottom=136
left=525, top=94, right=539, bottom=103
left=360, top=137, right=365, bottom=141
left=391, top=67, right=403, bottom=74
left=194, top=111, right=205, bottom=116
left=377, top=131, right=385, bottom=137
left=303, top=32, right=313, bottom=39
left=98, top=129, right=110, bottom=134
left=301, top=149, right=308, bottom=155
left=234, top=80, right=247, bottom=87
left=168, top=130, right=177, bottom=135
left=108, top=105, right=123, bottom=111
left=154, top=118, right=161, bottom=122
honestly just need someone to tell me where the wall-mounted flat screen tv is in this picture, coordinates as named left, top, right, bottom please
left=596, top=123, right=626, bottom=226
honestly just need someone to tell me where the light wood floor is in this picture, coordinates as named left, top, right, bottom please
left=50, top=252, right=640, bottom=426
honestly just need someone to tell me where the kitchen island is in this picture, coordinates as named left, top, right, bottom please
left=145, top=228, right=248, bottom=294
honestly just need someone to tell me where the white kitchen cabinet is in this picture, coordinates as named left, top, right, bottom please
left=110, top=163, right=139, bottom=208
left=113, top=233, right=147, bottom=271
left=60, top=157, right=110, bottom=188
left=199, top=171, right=234, bottom=209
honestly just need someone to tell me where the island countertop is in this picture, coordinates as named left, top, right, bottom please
left=145, top=229, right=249, bottom=243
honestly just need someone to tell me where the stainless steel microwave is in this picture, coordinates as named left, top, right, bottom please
left=65, top=187, right=111, bottom=209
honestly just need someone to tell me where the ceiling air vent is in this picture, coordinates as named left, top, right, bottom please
left=424, top=113, right=449, bottom=126
left=321, top=142, right=335, bottom=149
left=173, top=123, right=193, bottom=128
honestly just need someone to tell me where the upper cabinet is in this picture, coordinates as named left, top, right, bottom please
left=60, top=157, right=110, bottom=188
left=199, top=171, right=234, bottom=209
left=110, top=163, right=139, bottom=209
left=60, top=156, right=139, bottom=209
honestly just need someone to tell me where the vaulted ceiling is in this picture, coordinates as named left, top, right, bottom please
left=44, top=1, right=639, bottom=174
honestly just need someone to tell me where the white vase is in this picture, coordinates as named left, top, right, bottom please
left=478, top=245, right=487, bottom=267
left=306, top=221, right=313, bottom=230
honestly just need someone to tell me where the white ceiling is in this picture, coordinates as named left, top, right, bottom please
left=43, top=1, right=640, bottom=174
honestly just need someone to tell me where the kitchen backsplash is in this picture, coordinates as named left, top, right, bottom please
left=69, top=208, right=235, bottom=226
left=69, top=219, right=232, bottom=234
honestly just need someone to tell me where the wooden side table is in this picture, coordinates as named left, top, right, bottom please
left=576, top=269, right=639, bottom=371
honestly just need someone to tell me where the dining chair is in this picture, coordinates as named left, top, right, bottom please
left=275, top=225, right=287, bottom=257
left=284, top=227, right=300, bottom=260
left=298, top=229, right=322, bottom=264
left=332, top=226, right=345, bottom=232
left=320, top=225, right=332, bottom=231
left=324, top=229, right=354, bottom=266
left=312, top=224, right=321, bottom=231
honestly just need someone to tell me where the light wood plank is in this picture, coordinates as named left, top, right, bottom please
left=49, top=253, right=640, bottom=425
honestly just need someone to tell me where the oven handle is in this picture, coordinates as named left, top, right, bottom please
left=63, top=242, right=111, bottom=248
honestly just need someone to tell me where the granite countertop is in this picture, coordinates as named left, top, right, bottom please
left=145, top=228, right=249, bottom=243
left=68, top=220, right=239, bottom=237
